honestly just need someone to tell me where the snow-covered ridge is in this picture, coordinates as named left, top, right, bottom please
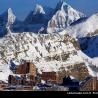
left=1, top=0, right=98, bottom=36
left=65, top=13, right=98, bottom=38
left=0, top=1, right=86, bottom=35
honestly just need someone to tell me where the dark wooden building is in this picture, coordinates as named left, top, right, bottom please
left=8, top=75, right=22, bottom=86
left=16, top=62, right=37, bottom=76
left=8, top=61, right=37, bottom=86
left=41, top=72, right=59, bottom=84
left=80, top=76, right=98, bottom=91
left=8, top=74, right=36, bottom=86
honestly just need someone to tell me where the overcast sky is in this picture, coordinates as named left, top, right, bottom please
left=0, top=0, right=98, bottom=20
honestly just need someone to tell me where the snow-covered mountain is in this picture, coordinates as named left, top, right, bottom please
left=24, top=1, right=85, bottom=33
left=47, top=0, right=85, bottom=33
left=0, top=8, right=16, bottom=26
left=0, top=31, right=97, bottom=82
left=24, top=4, right=53, bottom=33
left=62, top=13, right=98, bottom=66
left=25, top=4, right=53, bottom=24
left=0, top=8, right=20, bottom=37
left=65, top=13, right=98, bottom=38
left=77, top=31, right=98, bottom=67
left=0, top=8, right=15, bottom=37
left=0, top=1, right=86, bottom=35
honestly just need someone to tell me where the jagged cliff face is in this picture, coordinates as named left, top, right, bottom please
left=1, top=30, right=98, bottom=83
left=0, top=1, right=86, bottom=35
left=0, top=31, right=90, bottom=82
left=47, top=1, right=85, bottom=33
left=0, top=8, right=16, bottom=37
left=0, top=32, right=81, bottom=65
left=0, top=8, right=16, bottom=27
left=24, top=1, right=85, bottom=33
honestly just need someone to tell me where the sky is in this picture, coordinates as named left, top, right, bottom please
left=0, top=0, right=98, bottom=20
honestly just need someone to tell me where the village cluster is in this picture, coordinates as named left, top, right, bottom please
left=0, top=60, right=98, bottom=91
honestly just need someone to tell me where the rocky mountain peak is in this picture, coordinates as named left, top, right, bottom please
left=33, top=4, right=45, bottom=15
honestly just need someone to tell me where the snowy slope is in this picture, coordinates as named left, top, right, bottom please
left=65, top=13, right=98, bottom=38
left=78, top=35, right=98, bottom=66
left=78, top=51, right=97, bottom=77
left=0, top=64, right=13, bottom=83
left=0, top=31, right=97, bottom=82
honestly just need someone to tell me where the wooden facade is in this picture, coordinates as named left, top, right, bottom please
left=29, top=62, right=37, bottom=76
left=8, top=61, right=37, bottom=86
left=80, top=77, right=98, bottom=91
left=16, top=64, right=29, bottom=74
left=41, top=72, right=59, bottom=84
left=15, top=62, right=37, bottom=76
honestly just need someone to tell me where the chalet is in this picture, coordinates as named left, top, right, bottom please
left=41, top=72, right=59, bottom=84
left=80, top=76, right=98, bottom=91
left=16, top=61, right=37, bottom=76
left=9, top=60, right=37, bottom=86
left=10, top=60, right=37, bottom=76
